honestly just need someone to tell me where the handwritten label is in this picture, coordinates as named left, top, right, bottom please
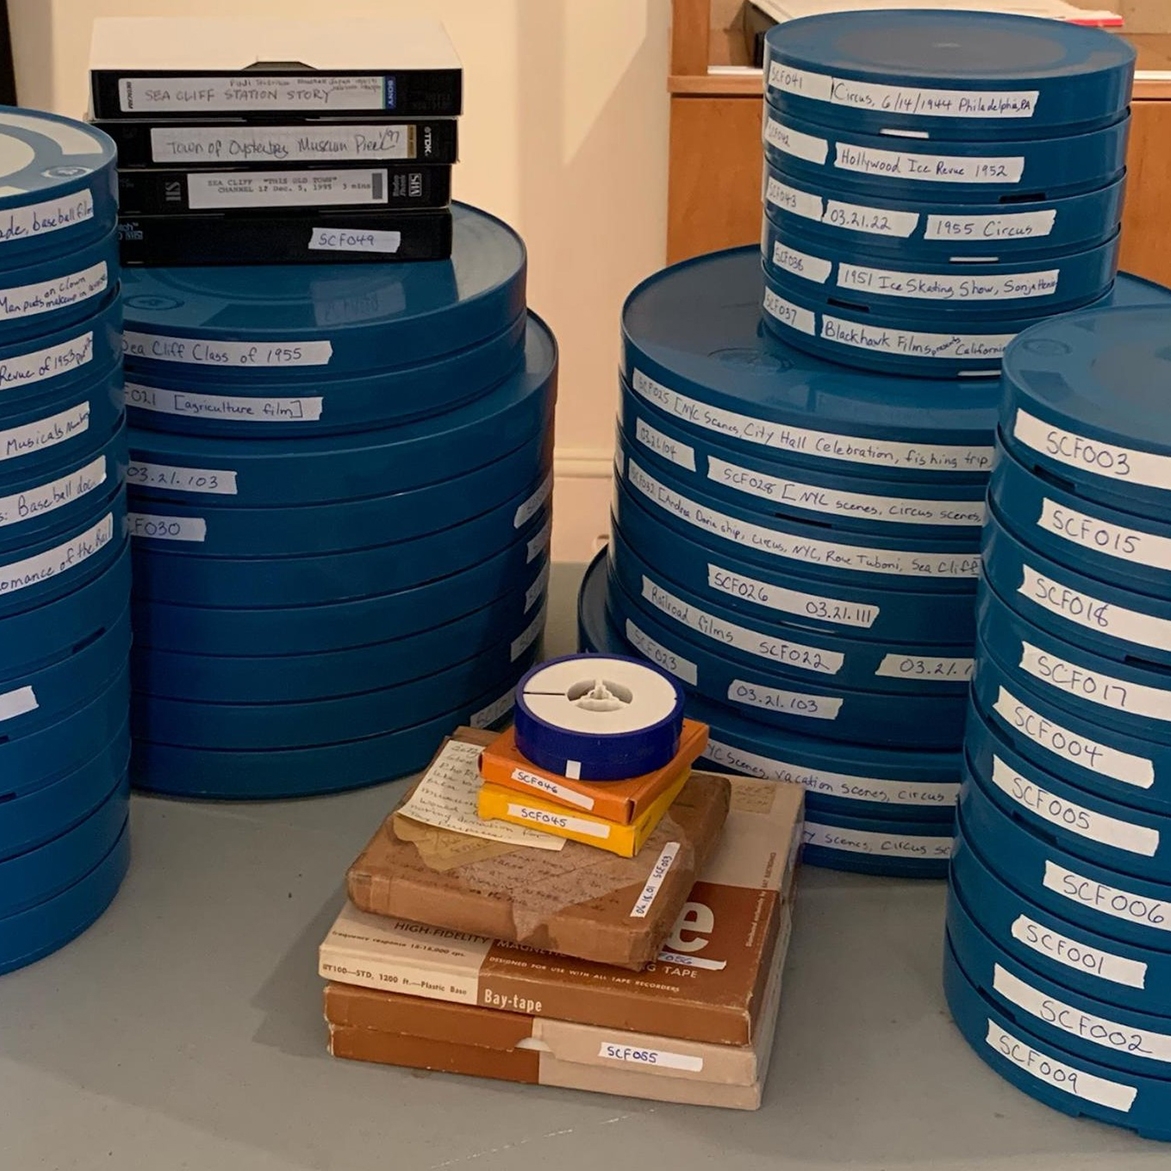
left=994, top=965, right=1171, bottom=1063
left=0, top=513, right=112, bottom=596
left=0, top=190, right=94, bottom=245
left=875, top=654, right=973, bottom=682
left=150, top=123, right=413, bottom=164
left=514, top=473, right=554, bottom=529
left=471, top=689, right=514, bottom=730
left=993, top=686, right=1153, bottom=789
left=0, top=457, right=104, bottom=529
left=506, top=803, right=608, bottom=839
left=630, top=841, right=681, bottom=918
left=1038, top=498, right=1171, bottom=573
left=631, top=367, right=992, bottom=473
left=1014, top=409, right=1171, bottom=489
left=625, top=619, right=698, bottom=686
left=986, top=1022, right=1136, bottom=1111
left=127, top=382, right=324, bottom=423
left=706, top=562, right=879, bottom=628
left=763, top=176, right=824, bottom=223
left=761, top=287, right=816, bottom=336
left=770, top=240, right=832, bottom=284
left=527, top=517, right=552, bottom=564
left=824, top=198, right=919, bottom=238
left=635, top=416, right=696, bottom=470
left=803, top=822, right=952, bottom=857
left=187, top=168, right=389, bottom=210
left=834, top=143, right=1025, bottom=184
left=397, top=740, right=564, bottom=850
left=641, top=574, right=843, bottom=675
left=124, top=331, right=331, bottom=368
left=704, top=737, right=957, bottom=807
left=510, top=605, right=545, bottom=662
left=127, top=513, right=207, bottom=543
left=626, top=459, right=980, bottom=579
left=0, top=403, right=89, bottom=463
left=511, top=768, right=594, bottom=811
left=0, top=685, right=37, bottom=721
left=0, top=261, right=107, bottom=322
left=1021, top=641, right=1171, bottom=723
left=925, top=209, right=1057, bottom=242
left=524, top=562, right=551, bottom=615
left=768, top=63, right=1038, bottom=120
left=821, top=315, right=1014, bottom=362
left=1045, top=861, right=1170, bottom=933
left=119, top=75, right=387, bottom=114
left=0, top=331, right=94, bottom=393
left=991, top=755, right=1159, bottom=856
left=309, top=227, right=401, bottom=254
left=838, top=263, right=1058, bottom=302
left=763, top=118, right=828, bottom=164
left=727, top=678, right=842, bottom=721
left=597, top=1041, right=702, bottom=1072
left=1012, top=914, right=1148, bottom=990
left=127, top=461, right=238, bottom=496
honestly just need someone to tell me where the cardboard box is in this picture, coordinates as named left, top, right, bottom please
left=323, top=904, right=791, bottom=1110
left=347, top=730, right=732, bottom=969
left=324, top=770, right=803, bottom=1043
left=477, top=719, right=710, bottom=825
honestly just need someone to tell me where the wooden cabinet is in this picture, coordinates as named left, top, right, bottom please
left=667, top=0, right=1171, bottom=286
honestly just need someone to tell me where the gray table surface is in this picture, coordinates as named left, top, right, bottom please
left=1, top=564, right=1166, bottom=1171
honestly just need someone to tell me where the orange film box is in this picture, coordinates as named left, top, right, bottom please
left=477, top=719, right=709, bottom=825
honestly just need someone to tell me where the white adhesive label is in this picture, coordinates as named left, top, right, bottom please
left=763, top=118, right=828, bottom=164
left=0, top=331, right=94, bottom=393
left=309, top=226, right=402, bottom=254
left=803, top=822, right=952, bottom=858
left=127, top=461, right=238, bottom=496
left=875, top=654, right=973, bottom=682
left=625, top=619, right=698, bottom=687
left=123, top=331, right=332, bottom=368
left=704, top=737, right=958, bottom=808
left=127, top=382, right=324, bottom=423
left=597, top=1042, right=702, bottom=1072
left=506, top=803, right=608, bottom=839
left=767, top=63, right=1038, bottom=120
left=761, top=287, right=816, bottom=336
left=823, top=198, right=919, bottom=238
left=514, top=473, right=553, bottom=529
left=994, top=965, right=1171, bottom=1063
left=821, top=315, right=1014, bottom=362
left=128, top=513, right=207, bottom=543
left=150, top=123, right=413, bottom=164
left=1012, top=914, right=1148, bottom=990
left=0, top=261, right=107, bottom=322
left=991, top=755, right=1159, bottom=857
left=1045, top=861, right=1171, bottom=934
left=187, top=168, right=389, bottom=210
left=986, top=1022, right=1136, bottom=1112
left=635, top=416, right=695, bottom=471
left=838, top=263, right=1059, bottom=302
left=770, top=240, right=832, bottom=284
left=524, top=562, right=551, bottom=614
left=835, top=143, right=1025, bottom=184
left=1014, top=409, right=1171, bottom=490
left=708, top=455, right=982, bottom=527
left=0, top=514, right=112, bottom=597
left=1021, top=564, right=1171, bottom=652
left=527, top=517, right=552, bottom=564
left=641, top=574, right=843, bottom=675
left=510, top=606, right=545, bottom=662
left=0, top=190, right=94, bottom=246
left=993, top=686, right=1154, bottom=790
left=727, top=678, right=842, bottom=722
left=119, top=75, right=387, bottom=114
left=630, top=841, right=681, bottom=918
left=1038, top=498, right=1171, bottom=573
left=631, top=367, right=992, bottom=473
left=1021, top=641, right=1171, bottom=723
left=511, top=768, right=594, bottom=811
left=764, top=176, right=824, bottom=223
left=471, top=689, right=514, bottom=730
left=706, top=562, right=879, bottom=629
left=0, top=685, right=37, bottom=721
left=627, top=459, right=980, bottom=580
left=0, top=457, right=105, bottom=529
left=0, top=403, right=89, bottom=464
left=925, top=209, right=1057, bottom=242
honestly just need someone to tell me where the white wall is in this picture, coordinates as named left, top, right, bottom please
left=8, top=0, right=671, bottom=562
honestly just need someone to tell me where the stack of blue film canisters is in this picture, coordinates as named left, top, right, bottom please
left=124, top=203, right=556, bottom=799
left=0, top=109, right=131, bottom=976
left=759, top=11, right=1134, bottom=377
left=947, top=305, right=1171, bottom=1141
left=581, top=239, right=1171, bottom=879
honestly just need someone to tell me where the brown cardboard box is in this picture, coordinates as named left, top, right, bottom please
left=346, top=729, right=732, bottom=969
left=323, top=771, right=803, bottom=1044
